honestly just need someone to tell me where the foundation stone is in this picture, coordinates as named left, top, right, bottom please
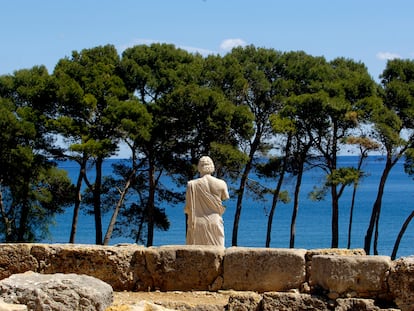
left=223, top=247, right=306, bottom=292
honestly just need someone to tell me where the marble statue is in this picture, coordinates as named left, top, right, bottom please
left=184, top=156, right=229, bottom=247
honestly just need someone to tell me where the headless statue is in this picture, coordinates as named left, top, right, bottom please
left=184, top=156, right=229, bottom=247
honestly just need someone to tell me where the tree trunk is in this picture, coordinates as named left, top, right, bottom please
left=103, top=165, right=135, bottom=245
left=373, top=205, right=381, bottom=255
left=347, top=154, right=365, bottom=249
left=347, top=182, right=357, bottom=249
left=391, top=209, right=414, bottom=260
left=266, top=136, right=291, bottom=248
left=329, top=122, right=339, bottom=248
left=69, top=159, right=87, bottom=243
left=103, top=179, right=131, bottom=245
left=290, top=161, right=304, bottom=248
left=146, top=161, right=156, bottom=247
left=265, top=163, right=286, bottom=248
left=0, top=185, right=12, bottom=241
left=93, top=157, right=103, bottom=245
left=331, top=185, right=339, bottom=248
left=232, top=135, right=261, bottom=246
left=135, top=213, right=145, bottom=244
left=364, top=156, right=393, bottom=254
left=232, top=166, right=249, bottom=246
left=17, top=175, right=31, bottom=242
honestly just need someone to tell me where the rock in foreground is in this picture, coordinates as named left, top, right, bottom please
left=0, top=272, right=113, bottom=311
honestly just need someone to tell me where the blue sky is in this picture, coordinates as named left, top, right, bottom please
left=1, top=0, right=413, bottom=81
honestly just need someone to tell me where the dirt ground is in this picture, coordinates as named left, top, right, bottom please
left=108, top=290, right=233, bottom=310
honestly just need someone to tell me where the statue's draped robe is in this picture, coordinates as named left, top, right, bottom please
left=184, top=175, right=229, bottom=246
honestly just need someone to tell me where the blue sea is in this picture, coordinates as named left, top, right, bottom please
left=46, top=156, right=414, bottom=259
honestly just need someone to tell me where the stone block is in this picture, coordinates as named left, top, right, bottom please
left=388, top=256, right=414, bottom=311
left=311, top=255, right=392, bottom=298
left=0, top=244, right=37, bottom=280
left=145, top=245, right=224, bottom=291
left=262, top=292, right=329, bottom=311
left=305, top=249, right=366, bottom=285
left=226, top=292, right=262, bottom=311
left=335, top=298, right=397, bottom=311
left=222, top=247, right=306, bottom=292
left=30, top=243, right=151, bottom=291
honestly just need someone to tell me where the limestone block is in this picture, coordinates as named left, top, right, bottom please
left=335, top=298, right=397, bottom=311
left=311, top=255, right=392, bottom=298
left=0, top=244, right=37, bottom=280
left=145, top=245, right=225, bottom=291
left=0, top=271, right=112, bottom=311
left=222, top=247, right=307, bottom=292
left=226, top=292, right=262, bottom=311
left=261, top=292, right=329, bottom=311
left=388, top=256, right=414, bottom=311
left=30, top=243, right=152, bottom=291
left=305, top=249, right=366, bottom=285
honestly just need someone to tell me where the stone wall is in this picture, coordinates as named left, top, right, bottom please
left=0, top=243, right=412, bottom=310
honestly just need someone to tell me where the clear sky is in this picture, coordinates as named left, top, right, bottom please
left=1, top=0, right=413, bottom=81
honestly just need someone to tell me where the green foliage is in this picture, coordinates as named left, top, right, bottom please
left=403, top=149, right=414, bottom=176
left=106, top=98, right=152, bottom=144
left=34, top=166, right=75, bottom=213
left=372, top=106, right=404, bottom=148
left=327, top=167, right=361, bottom=186
left=53, top=45, right=135, bottom=244
left=0, top=67, right=59, bottom=155
left=118, top=44, right=213, bottom=245
left=309, top=167, right=360, bottom=202
left=120, top=43, right=195, bottom=100
left=245, top=178, right=273, bottom=201
left=0, top=70, right=74, bottom=242
left=54, top=44, right=128, bottom=158
left=277, top=190, right=291, bottom=204
left=344, top=136, right=381, bottom=154
left=270, top=114, right=296, bottom=134
left=210, top=142, right=249, bottom=178
left=0, top=98, right=36, bottom=181
left=364, top=58, right=414, bottom=254
left=381, top=59, right=414, bottom=127
left=379, top=59, right=414, bottom=132
left=255, top=157, right=284, bottom=179
left=309, top=185, right=328, bottom=202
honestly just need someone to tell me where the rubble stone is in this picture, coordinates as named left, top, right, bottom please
left=388, top=256, right=414, bottom=311
left=261, top=292, right=329, bottom=311
left=0, top=271, right=113, bottom=311
left=226, top=292, right=262, bottom=311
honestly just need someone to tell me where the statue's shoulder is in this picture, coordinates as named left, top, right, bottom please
left=187, top=178, right=200, bottom=186
left=208, top=175, right=227, bottom=185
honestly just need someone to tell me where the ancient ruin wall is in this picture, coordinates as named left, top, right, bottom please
left=0, top=244, right=412, bottom=310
